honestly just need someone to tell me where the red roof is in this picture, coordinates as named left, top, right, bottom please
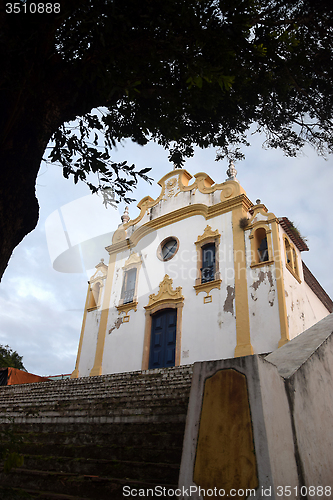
left=0, top=367, right=49, bottom=386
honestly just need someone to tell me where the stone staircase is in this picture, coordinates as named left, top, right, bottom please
left=0, top=365, right=193, bottom=499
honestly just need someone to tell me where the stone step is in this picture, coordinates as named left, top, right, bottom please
left=0, top=385, right=190, bottom=413
left=0, top=365, right=193, bottom=395
left=0, top=404, right=189, bottom=426
left=20, top=441, right=183, bottom=464
left=0, top=393, right=190, bottom=409
left=0, top=389, right=191, bottom=408
left=8, top=421, right=185, bottom=447
left=1, top=412, right=187, bottom=425
left=0, top=389, right=191, bottom=406
left=0, top=378, right=192, bottom=410
left=11, top=422, right=185, bottom=465
left=20, top=455, right=180, bottom=484
left=0, top=387, right=190, bottom=412
left=0, top=377, right=191, bottom=391
left=0, top=365, right=193, bottom=499
left=0, top=468, right=178, bottom=500
left=2, top=420, right=185, bottom=439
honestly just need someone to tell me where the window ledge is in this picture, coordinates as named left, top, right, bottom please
left=286, top=264, right=301, bottom=283
left=250, top=260, right=274, bottom=269
left=116, top=300, right=138, bottom=315
left=87, top=306, right=98, bottom=312
left=193, top=279, right=222, bottom=296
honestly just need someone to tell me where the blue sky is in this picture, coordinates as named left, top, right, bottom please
left=0, top=134, right=332, bottom=376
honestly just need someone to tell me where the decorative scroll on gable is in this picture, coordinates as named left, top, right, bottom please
left=117, top=169, right=247, bottom=231
left=164, top=177, right=181, bottom=199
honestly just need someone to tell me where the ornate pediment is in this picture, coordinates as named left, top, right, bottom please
left=195, top=225, right=221, bottom=246
left=89, top=259, right=108, bottom=283
left=144, top=274, right=184, bottom=311
left=124, top=252, right=142, bottom=268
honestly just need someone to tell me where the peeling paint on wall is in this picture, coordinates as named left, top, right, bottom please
left=268, top=289, right=275, bottom=307
left=267, top=270, right=274, bottom=288
left=250, top=269, right=276, bottom=306
left=108, top=317, right=123, bottom=334
left=251, top=271, right=266, bottom=292
left=223, top=285, right=235, bottom=315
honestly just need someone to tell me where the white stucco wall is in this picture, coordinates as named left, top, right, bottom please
left=244, top=228, right=282, bottom=354
left=278, top=226, right=330, bottom=339
left=266, top=314, right=333, bottom=487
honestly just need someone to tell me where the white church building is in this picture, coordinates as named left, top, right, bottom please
left=71, top=165, right=332, bottom=378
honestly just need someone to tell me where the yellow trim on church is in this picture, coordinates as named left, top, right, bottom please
left=107, top=195, right=252, bottom=256
left=232, top=204, right=254, bottom=357
left=89, top=253, right=117, bottom=376
left=70, top=284, right=91, bottom=379
left=271, top=221, right=290, bottom=347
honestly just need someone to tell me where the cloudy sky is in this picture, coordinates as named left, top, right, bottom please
left=0, top=132, right=332, bottom=376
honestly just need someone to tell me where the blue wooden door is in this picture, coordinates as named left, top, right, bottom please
left=149, top=309, right=177, bottom=369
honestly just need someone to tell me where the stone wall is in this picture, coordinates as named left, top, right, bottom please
left=179, top=313, right=333, bottom=499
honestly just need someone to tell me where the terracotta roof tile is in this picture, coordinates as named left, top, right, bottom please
left=279, top=217, right=309, bottom=252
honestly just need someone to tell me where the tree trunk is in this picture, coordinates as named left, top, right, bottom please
left=0, top=114, right=50, bottom=280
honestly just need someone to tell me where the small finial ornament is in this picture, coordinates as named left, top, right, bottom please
left=256, top=199, right=261, bottom=205
left=226, top=160, right=238, bottom=181
left=101, top=258, right=104, bottom=263
left=121, top=206, right=130, bottom=224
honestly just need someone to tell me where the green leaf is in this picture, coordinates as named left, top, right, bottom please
left=217, top=75, right=235, bottom=91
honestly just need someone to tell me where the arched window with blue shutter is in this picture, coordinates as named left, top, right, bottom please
left=201, top=243, right=216, bottom=283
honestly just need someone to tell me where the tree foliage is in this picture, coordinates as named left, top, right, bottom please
left=0, top=345, right=26, bottom=370
left=47, top=0, right=333, bottom=172
left=0, top=0, right=332, bottom=278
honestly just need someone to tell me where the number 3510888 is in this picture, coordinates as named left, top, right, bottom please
left=6, top=3, right=60, bottom=13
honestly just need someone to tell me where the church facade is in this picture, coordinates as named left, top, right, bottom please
left=72, top=166, right=332, bottom=378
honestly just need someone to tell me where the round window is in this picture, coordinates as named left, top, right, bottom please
left=158, top=237, right=179, bottom=261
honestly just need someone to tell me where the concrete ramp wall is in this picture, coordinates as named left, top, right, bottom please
left=266, top=313, right=333, bottom=490
left=179, top=313, right=333, bottom=499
